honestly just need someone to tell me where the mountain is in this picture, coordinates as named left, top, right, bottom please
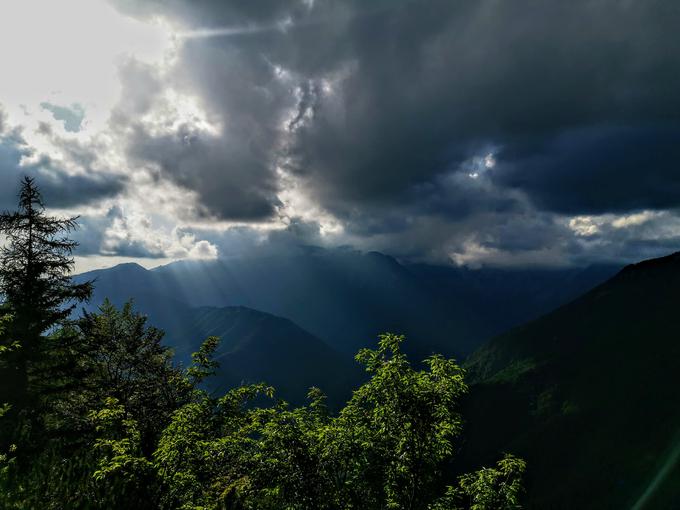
left=461, top=252, right=680, bottom=509
left=77, top=287, right=361, bottom=408
left=77, top=248, right=619, bottom=359
left=181, top=306, right=362, bottom=408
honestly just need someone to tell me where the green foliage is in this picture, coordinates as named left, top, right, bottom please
left=0, top=177, right=92, bottom=449
left=430, top=454, right=526, bottom=510
left=327, top=333, right=468, bottom=509
left=0, top=179, right=526, bottom=509
left=186, top=335, right=220, bottom=386
left=147, top=333, right=515, bottom=510
left=0, top=298, right=212, bottom=509
left=2, top=314, right=526, bottom=509
left=0, top=312, right=18, bottom=357
left=88, top=397, right=158, bottom=508
left=486, top=359, right=538, bottom=385
left=76, top=300, right=193, bottom=453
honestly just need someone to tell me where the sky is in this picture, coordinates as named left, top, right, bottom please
left=1, top=0, right=680, bottom=272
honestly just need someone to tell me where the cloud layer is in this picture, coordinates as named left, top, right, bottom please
left=2, top=0, right=680, bottom=267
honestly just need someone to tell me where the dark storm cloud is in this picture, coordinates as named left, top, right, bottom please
left=495, top=125, right=680, bottom=214
left=106, top=0, right=680, bottom=263
left=70, top=211, right=112, bottom=256
left=125, top=123, right=281, bottom=220
left=113, top=0, right=680, bottom=213
left=111, top=0, right=299, bottom=26
left=112, top=49, right=284, bottom=221
left=285, top=0, right=680, bottom=217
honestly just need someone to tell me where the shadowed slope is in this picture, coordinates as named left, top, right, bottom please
left=462, top=252, right=680, bottom=509
left=186, top=306, right=362, bottom=408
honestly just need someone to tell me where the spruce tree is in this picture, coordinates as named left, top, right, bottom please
left=0, top=176, right=92, bottom=443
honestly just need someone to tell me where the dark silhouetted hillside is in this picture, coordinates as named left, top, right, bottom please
left=462, top=251, right=680, bottom=509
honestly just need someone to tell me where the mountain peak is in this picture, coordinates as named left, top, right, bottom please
left=114, top=262, right=148, bottom=270
left=76, top=261, right=148, bottom=280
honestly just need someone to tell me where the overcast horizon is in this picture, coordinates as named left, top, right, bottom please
left=2, top=0, right=680, bottom=273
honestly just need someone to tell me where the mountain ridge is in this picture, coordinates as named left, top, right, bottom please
left=76, top=248, right=620, bottom=359
left=461, top=250, right=680, bottom=509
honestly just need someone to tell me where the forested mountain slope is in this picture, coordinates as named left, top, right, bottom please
left=462, top=252, right=680, bottom=509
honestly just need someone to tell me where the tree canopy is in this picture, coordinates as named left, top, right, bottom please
left=0, top=178, right=525, bottom=509
left=0, top=176, right=92, bottom=450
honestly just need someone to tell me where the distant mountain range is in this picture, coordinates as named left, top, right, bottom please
left=461, top=251, right=680, bottom=509
left=77, top=248, right=619, bottom=359
left=74, top=247, right=618, bottom=406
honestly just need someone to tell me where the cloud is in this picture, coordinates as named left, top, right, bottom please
left=495, top=125, right=680, bottom=214
left=113, top=1, right=680, bottom=225
left=110, top=51, right=286, bottom=221
left=187, top=239, right=219, bottom=259
left=74, top=205, right=218, bottom=259
left=4, top=0, right=680, bottom=266
left=275, top=0, right=680, bottom=217
left=0, top=124, right=126, bottom=211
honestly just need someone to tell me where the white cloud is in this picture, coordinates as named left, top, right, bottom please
left=611, top=211, right=658, bottom=229
left=449, top=239, right=569, bottom=269
left=137, top=89, right=222, bottom=138
left=99, top=208, right=218, bottom=259
left=0, top=2, right=229, bottom=266
left=568, top=216, right=603, bottom=237
left=568, top=211, right=660, bottom=237
left=187, top=240, right=219, bottom=259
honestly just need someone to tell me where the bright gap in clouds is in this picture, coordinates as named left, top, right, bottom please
left=0, top=0, right=174, bottom=130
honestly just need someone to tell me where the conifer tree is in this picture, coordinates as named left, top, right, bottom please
left=0, top=176, right=92, bottom=442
